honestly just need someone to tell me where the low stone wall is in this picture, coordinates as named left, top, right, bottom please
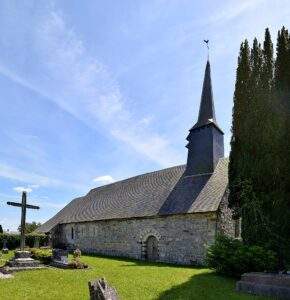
left=54, top=213, right=217, bottom=265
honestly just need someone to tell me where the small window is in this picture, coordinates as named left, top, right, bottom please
left=234, top=219, right=241, bottom=238
left=71, top=227, right=74, bottom=240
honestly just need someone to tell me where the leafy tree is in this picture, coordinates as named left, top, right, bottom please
left=18, top=222, right=42, bottom=234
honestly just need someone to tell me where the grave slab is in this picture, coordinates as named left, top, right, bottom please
left=236, top=272, right=290, bottom=299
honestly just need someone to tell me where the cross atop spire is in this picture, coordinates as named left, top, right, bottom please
left=191, top=60, right=222, bottom=132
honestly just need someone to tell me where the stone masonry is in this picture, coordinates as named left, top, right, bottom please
left=217, top=191, right=236, bottom=237
left=53, top=201, right=233, bottom=265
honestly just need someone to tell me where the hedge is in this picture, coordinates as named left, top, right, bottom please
left=0, top=233, right=48, bottom=249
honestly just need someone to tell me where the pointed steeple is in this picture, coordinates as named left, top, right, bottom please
left=191, top=60, right=222, bottom=132
left=185, top=60, right=224, bottom=176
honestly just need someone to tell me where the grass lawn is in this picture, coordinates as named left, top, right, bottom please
left=0, top=251, right=267, bottom=300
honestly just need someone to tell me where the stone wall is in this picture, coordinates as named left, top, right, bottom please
left=217, top=190, right=235, bottom=237
left=55, top=213, right=217, bottom=265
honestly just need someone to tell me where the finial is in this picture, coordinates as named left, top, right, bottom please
left=204, top=39, right=209, bottom=60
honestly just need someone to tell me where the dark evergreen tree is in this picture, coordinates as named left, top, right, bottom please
left=229, top=27, right=290, bottom=268
left=0, top=224, right=3, bottom=234
left=275, top=27, right=290, bottom=91
left=272, top=26, right=290, bottom=267
left=228, top=40, right=251, bottom=216
left=241, top=39, right=265, bottom=245
left=262, top=28, right=274, bottom=91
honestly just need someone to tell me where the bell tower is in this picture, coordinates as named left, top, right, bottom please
left=185, top=60, right=224, bottom=176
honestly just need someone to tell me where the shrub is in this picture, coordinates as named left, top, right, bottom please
left=206, top=235, right=278, bottom=277
left=68, top=260, right=88, bottom=269
left=68, top=248, right=87, bottom=269
left=30, top=248, right=52, bottom=264
left=0, top=233, right=48, bottom=249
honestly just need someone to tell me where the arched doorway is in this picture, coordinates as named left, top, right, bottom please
left=146, top=236, right=159, bottom=261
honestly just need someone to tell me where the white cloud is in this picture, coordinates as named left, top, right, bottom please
left=0, top=162, right=61, bottom=187
left=0, top=161, right=93, bottom=192
left=0, top=6, right=183, bottom=168
left=209, top=0, right=264, bottom=24
left=30, top=198, right=68, bottom=210
left=13, top=186, right=33, bottom=193
left=0, top=217, right=19, bottom=232
left=139, top=116, right=153, bottom=126
left=111, top=128, right=181, bottom=167
left=29, top=184, right=40, bottom=189
left=93, top=175, right=115, bottom=185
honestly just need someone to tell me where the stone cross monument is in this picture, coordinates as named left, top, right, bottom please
left=7, top=191, right=39, bottom=250
left=3, top=191, right=43, bottom=271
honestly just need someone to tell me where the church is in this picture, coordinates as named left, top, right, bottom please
left=39, top=60, right=237, bottom=265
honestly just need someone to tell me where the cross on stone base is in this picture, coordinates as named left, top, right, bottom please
left=1, top=192, right=45, bottom=272
left=7, top=191, right=39, bottom=250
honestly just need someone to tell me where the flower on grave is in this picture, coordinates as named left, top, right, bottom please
left=73, top=248, right=81, bottom=262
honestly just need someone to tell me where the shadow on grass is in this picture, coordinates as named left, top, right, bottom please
left=83, top=252, right=204, bottom=269
left=157, top=272, right=264, bottom=300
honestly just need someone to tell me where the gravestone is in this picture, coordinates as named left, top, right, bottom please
left=88, top=278, right=118, bottom=300
left=50, top=248, right=69, bottom=268
left=236, top=272, right=290, bottom=299
left=2, top=239, right=9, bottom=254
left=33, top=236, right=40, bottom=248
left=48, top=233, right=53, bottom=248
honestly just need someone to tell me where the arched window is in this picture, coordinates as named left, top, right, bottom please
left=71, top=227, right=74, bottom=240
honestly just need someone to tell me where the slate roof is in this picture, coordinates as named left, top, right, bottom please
left=190, top=60, right=223, bottom=133
left=38, top=158, right=228, bottom=233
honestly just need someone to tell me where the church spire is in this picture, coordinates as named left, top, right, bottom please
left=192, top=60, right=221, bottom=131
left=185, top=59, right=224, bottom=176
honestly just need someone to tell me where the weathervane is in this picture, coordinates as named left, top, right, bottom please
left=204, top=39, right=209, bottom=59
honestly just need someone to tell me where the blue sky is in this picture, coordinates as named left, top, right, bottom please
left=0, top=0, right=289, bottom=231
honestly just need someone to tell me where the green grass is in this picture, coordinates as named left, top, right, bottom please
left=0, top=251, right=268, bottom=300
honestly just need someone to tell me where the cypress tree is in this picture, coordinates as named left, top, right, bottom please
left=262, top=28, right=274, bottom=92
left=261, top=28, right=274, bottom=178
left=273, top=26, right=290, bottom=267
left=240, top=39, right=266, bottom=246
left=228, top=40, right=251, bottom=217
left=229, top=27, right=290, bottom=268
left=275, top=27, right=290, bottom=91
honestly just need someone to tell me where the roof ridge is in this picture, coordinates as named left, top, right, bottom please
left=87, top=164, right=186, bottom=196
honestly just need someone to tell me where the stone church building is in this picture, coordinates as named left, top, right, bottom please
left=39, top=60, right=237, bottom=265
